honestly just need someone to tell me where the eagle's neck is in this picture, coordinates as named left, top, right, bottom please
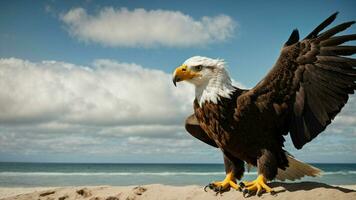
left=195, top=68, right=236, bottom=106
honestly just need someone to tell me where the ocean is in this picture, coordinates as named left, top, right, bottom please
left=0, top=163, right=355, bottom=187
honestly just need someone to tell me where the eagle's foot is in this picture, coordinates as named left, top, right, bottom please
left=240, top=175, right=275, bottom=197
left=204, top=172, right=241, bottom=194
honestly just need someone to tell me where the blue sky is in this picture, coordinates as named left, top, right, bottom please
left=0, top=0, right=355, bottom=163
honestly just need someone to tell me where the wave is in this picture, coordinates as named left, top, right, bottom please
left=0, top=171, right=355, bottom=176
left=322, top=171, right=356, bottom=175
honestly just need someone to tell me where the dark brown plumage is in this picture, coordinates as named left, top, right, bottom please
left=180, top=12, right=356, bottom=195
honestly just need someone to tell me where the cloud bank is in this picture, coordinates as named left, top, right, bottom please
left=0, top=58, right=193, bottom=126
left=60, top=7, right=236, bottom=48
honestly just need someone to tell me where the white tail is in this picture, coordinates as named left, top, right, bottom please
left=275, top=154, right=322, bottom=181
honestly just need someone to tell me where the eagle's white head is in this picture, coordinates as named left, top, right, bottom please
left=173, top=56, right=236, bottom=106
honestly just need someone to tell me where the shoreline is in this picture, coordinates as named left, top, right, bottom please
left=1, top=182, right=355, bottom=200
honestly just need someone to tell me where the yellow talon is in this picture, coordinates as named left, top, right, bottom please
left=228, top=181, right=239, bottom=190
left=241, top=175, right=274, bottom=196
left=205, top=172, right=241, bottom=193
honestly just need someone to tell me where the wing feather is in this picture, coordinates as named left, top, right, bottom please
left=236, top=13, right=356, bottom=149
left=320, top=46, right=356, bottom=56
left=320, top=34, right=356, bottom=46
left=304, top=12, right=339, bottom=39
left=316, top=21, right=355, bottom=41
left=185, top=114, right=218, bottom=148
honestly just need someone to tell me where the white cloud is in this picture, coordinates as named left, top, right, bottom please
left=0, top=58, right=194, bottom=126
left=333, top=96, right=356, bottom=126
left=97, top=124, right=185, bottom=138
left=60, top=7, right=236, bottom=48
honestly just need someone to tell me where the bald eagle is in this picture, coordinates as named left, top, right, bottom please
left=172, top=12, right=355, bottom=196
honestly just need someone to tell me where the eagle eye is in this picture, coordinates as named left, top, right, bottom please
left=193, top=65, right=203, bottom=71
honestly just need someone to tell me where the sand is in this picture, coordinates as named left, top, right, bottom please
left=0, top=182, right=355, bottom=200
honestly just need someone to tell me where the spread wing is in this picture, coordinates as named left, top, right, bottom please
left=237, top=12, right=356, bottom=149
left=185, top=114, right=218, bottom=148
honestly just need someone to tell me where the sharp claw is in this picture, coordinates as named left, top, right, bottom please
left=239, top=182, right=245, bottom=188
left=242, top=188, right=249, bottom=197
left=204, top=180, right=237, bottom=194
left=204, top=183, right=218, bottom=192
left=204, top=185, right=209, bottom=192
left=215, top=186, right=222, bottom=193
left=209, top=183, right=214, bottom=189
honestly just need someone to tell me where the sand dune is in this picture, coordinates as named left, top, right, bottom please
left=1, top=182, right=355, bottom=200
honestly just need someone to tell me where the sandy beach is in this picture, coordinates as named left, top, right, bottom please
left=0, top=182, right=355, bottom=200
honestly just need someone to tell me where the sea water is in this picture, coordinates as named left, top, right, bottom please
left=0, top=163, right=355, bottom=187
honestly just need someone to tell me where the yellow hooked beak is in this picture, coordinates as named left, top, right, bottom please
left=172, top=65, right=199, bottom=86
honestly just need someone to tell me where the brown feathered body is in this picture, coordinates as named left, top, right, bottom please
left=194, top=91, right=289, bottom=180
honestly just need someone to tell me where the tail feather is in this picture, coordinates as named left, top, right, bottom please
left=275, top=154, right=322, bottom=181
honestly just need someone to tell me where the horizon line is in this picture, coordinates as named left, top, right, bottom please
left=1, top=161, right=355, bottom=164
